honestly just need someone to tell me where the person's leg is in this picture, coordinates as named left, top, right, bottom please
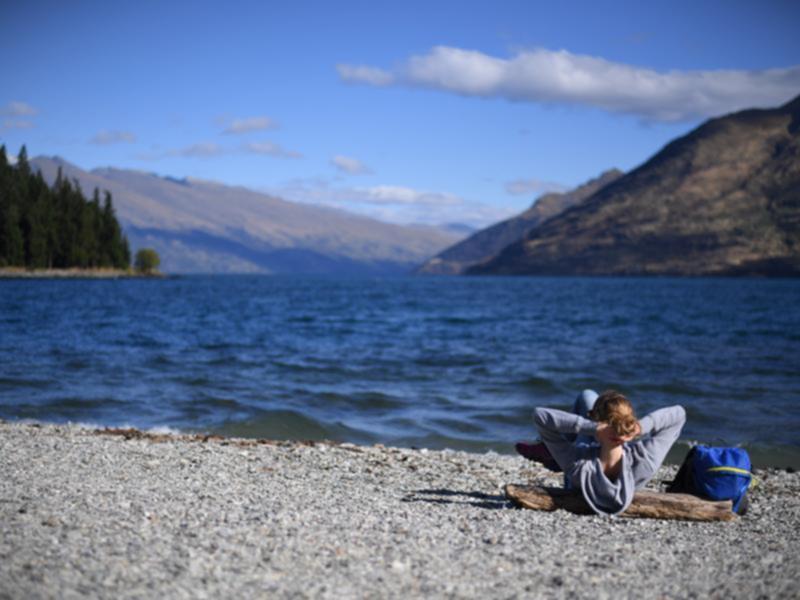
left=562, top=389, right=598, bottom=443
left=573, top=389, right=599, bottom=419
left=573, top=389, right=598, bottom=445
left=563, top=389, right=598, bottom=489
left=518, top=390, right=600, bottom=479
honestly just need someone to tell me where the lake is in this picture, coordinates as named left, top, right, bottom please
left=1, top=275, right=798, bottom=468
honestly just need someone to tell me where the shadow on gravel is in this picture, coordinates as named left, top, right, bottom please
left=402, top=488, right=510, bottom=510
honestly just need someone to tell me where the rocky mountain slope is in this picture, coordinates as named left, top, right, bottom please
left=416, top=169, right=622, bottom=274
left=29, top=157, right=462, bottom=274
left=469, top=94, right=800, bottom=276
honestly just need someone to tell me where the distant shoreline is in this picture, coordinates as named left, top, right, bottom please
left=0, top=267, right=165, bottom=279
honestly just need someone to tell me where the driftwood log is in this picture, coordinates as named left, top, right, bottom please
left=505, top=484, right=736, bottom=522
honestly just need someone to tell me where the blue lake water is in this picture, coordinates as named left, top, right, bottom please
left=1, top=275, right=798, bottom=468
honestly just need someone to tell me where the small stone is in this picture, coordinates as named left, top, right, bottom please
left=391, top=560, right=407, bottom=572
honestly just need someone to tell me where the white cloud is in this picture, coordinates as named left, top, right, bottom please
left=1, top=101, right=38, bottom=130
left=270, top=178, right=513, bottom=228
left=353, top=185, right=461, bottom=206
left=505, top=178, right=567, bottom=196
left=338, top=46, right=800, bottom=121
left=222, top=116, right=277, bottom=134
left=243, top=141, right=302, bottom=159
left=134, top=143, right=225, bottom=160
left=135, top=140, right=301, bottom=161
left=171, top=142, right=225, bottom=158
left=336, top=64, right=394, bottom=86
left=1, top=101, right=38, bottom=117
left=90, top=129, right=137, bottom=145
left=331, top=155, right=372, bottom=175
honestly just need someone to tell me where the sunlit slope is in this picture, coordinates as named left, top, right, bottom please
left=30, top=158, right=461, bottom=274
left=470, top=94, right=800, bottom=276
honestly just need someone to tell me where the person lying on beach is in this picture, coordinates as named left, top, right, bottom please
left=516, top=390, right=685, bottom=516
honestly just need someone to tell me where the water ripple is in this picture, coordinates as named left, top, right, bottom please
left=0, top=275, right=799, bottom=467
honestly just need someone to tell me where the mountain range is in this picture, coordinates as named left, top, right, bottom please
left=417, top=169, right=623, bottom=274
left=29, top=157, right=463, bottom=275
left=424, top=94, right=800, bottom=277
left=28, top=94, right=800, bottom=277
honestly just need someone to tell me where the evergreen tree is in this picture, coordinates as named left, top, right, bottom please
left=0, top=147, right=131, bottom=270
left=14, top=146, right=30, bottom=204
left=101, top=191, right=128, bottom=269
left=24, top=189, right=49, bottom=268
left=0, top=145, right=10, bottom=188
left=1, top=203, right=25, bottom=267
left=16, top=145, right=30, bottom=178
left=0, top=146, right=9, bottom=264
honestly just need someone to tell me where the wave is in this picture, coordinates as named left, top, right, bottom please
left=0, top=376, right=54, bottom=389
left=413, top=354, right=485, bottom=368
left=300, top=390, right=406, bottom=411
left=209, top=409, right=336, bottom=441
left=515, top=376, right=561, bottom=394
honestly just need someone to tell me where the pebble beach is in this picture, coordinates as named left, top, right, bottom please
left=1, top=420, right=798, bottom=599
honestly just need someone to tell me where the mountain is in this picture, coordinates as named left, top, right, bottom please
left=29, top=158, right=463, bottom=274
left=416, top=169, right=623, bottom=274
left=469, top=94, right=800, bottom=276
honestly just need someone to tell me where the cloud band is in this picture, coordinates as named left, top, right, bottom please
left=338, top=46, right=800, bottom=122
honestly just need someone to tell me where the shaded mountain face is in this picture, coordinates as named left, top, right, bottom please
left=416, top=169, right=623, bottom=274
left=470, top=95, right=800, bottom=276
left=29, top=158, right=462, bottom=274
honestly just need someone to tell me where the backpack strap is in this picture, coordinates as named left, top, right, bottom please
left=707, top=466, right=752, bottom=478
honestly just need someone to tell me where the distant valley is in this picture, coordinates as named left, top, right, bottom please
left=417, top=169, right=623, bottom=275
left=30, top=157, right=464, bottom=275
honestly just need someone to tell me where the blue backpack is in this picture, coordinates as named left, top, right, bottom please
left=666, top=445, right=753, bottom=514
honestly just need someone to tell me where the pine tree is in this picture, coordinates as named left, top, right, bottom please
left=16, top=145, right=30, bottom=178
left=1, top=203, right=25, bottom=266
left=52, top=178, right=75, bottom=268
left=0, top=147, right=131, bottom=270
left=0, top=150, right=25, bottom=267
left=0, top=146, right=8, bottom=264
left=25, top=189, right=49, bottom=268
left=15, top=146, right=30, bottom=204
left=0, top=145, right=11, bottom=188
left=101, top=191, right=129, bottom=269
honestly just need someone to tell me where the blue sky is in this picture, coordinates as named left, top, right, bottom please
left=2, top=0, right=799, bottom=227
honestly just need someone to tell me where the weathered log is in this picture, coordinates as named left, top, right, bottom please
left=505, top=484, right=736, bottom=522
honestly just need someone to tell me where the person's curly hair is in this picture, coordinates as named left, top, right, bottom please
left=588, top=390, right=638, bottom=437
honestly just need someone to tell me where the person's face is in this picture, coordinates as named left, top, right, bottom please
left=609, top=431, right=636, bottom=446
left=596, top=422, right=638, bottom=447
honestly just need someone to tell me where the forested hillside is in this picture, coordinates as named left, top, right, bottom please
left=0, top=146, right=129, bottom=270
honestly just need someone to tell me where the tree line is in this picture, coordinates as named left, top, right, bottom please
left=0, top=145, right=130, bottom=270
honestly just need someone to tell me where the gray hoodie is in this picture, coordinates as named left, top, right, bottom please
left=533, top=405, right=686, bottom=516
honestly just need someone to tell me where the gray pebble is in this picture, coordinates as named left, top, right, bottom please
left=0, top=421, right=798, bottom=599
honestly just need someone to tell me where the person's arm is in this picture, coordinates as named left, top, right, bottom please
left=635, top=405, right=686, bottom=469
left=533, top=407, right=597, bottom=441
left=533, top=407, right=598, bottom=471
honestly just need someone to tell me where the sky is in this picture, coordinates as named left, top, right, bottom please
left=2, top=0, right=800, bottom=228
